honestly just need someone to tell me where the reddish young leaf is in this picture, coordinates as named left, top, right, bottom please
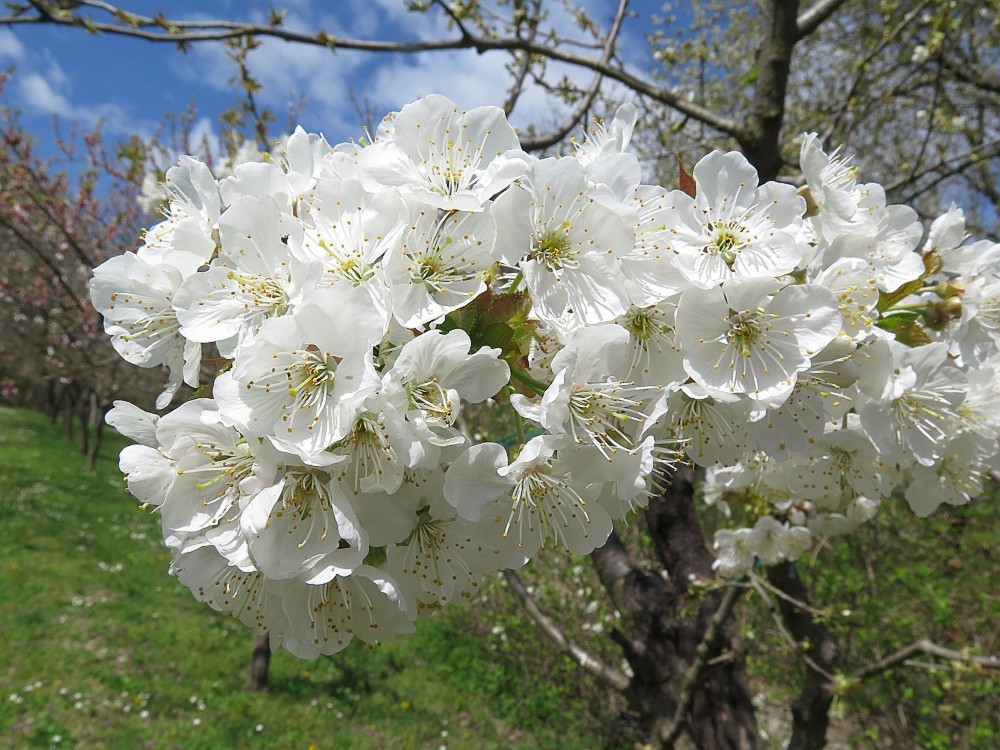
left=677, top=156, right=696, bottom=197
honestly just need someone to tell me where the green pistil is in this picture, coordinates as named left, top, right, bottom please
left=727, top=311, right=762, bottom=357
left=705, top=222, right=741, bottom=270
left=288, top=353, right=337, bottom=397
left=531, top=226, right=575, bottom=270
left=624, top=308, right=668, bottom=341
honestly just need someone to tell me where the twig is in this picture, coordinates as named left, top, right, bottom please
left=821, top=0, right=933, bottom=141
left=851, top=639, right=1000, bottom=683
left=502, top=569, right=630, bottom=692
left=751, top=572, right=829, bottom=618
left=751, top=575, right=836, bottom=681
left=518, top=0, right=628, bottom=151
left=0, top=1, right=743, bottom=139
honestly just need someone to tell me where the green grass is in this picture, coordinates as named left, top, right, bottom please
left=0, top=407, right=608, bottom=750
left=4, top=404, right=996, bottom=750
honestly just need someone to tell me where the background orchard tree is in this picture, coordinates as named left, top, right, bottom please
left=0, top=74, right=162, bottom=466
left=1, top=3, right=997, bottom=750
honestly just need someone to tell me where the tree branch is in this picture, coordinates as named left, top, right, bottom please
left=763, top=564, right=840, bottom=750
left=502, top=569, right=630, bottom=692
left=890, top=139, right=1000, bottom=204
left=658, top=583, right=746, bottom=747
left=502, top=0, right=542, bottom=116
left=941, top=56, right=1000, bottom=95
left=740, top=0, right=802, bottom=180
left=851, top=639, right=1000, bottom=683
left=795, top=0, right=850, bottom=39
left=0, top=1, right=743, bottom=139
left=821, top=0, right=933, bottom=142
left=751, top=574, right=835, bottom=682
left=518, top=0, right=628, bottom=151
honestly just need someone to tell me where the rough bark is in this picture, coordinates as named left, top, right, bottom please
left=591, top=465, right=761, bottom=750
left=740, top=0, right=801, bottom=181
left=768, top=561, right=840, bottom=750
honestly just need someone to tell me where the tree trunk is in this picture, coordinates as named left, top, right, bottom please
left=247, top=633, right=271, bottom=691
left=85, top=398, right=107, bottom=471
left=77, top=390, right=91, bottom=457
left=768, top=562, right=840, bottom=750
left=62, top=387, right=75, bottom=442
left=47, top=380, right=59, bottom=423
left=591, top=465, right=761, bottom=750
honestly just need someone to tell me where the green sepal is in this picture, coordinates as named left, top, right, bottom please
left=363, top=546, right=387, bottom=568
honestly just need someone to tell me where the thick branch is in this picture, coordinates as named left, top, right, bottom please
left=740, top=0, right=801, bottom=180
left=795, top=0, right=850, bottom=39
left=502, top=569, right=630, bottom=692
left=766, top=562, right=840, bottom=750
left=658, top=584, right=745, bottom=748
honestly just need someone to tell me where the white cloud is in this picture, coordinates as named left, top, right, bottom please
left=17, top=73, right=72, bottom=116
left=15, top=67, right=146, bottom=137
left=0, top=28, right=24, bottom=62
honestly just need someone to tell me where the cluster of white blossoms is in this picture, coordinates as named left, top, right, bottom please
left=92, top=95, right=999, bottom=656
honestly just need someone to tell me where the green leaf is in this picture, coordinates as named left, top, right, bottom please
left=892, top=321, right=933, bottom=347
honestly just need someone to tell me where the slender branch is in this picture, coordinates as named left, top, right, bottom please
left=502, top=0, right=542, bottom=116
left=0, top=2, right=743, bottom=139
left=658, top=584, right=745, bottom=747
left=821, top=0, right=933, bottom=141
left=903, top=63, right=944, bottom=189
left=941, top=56, right=1000, bottom=95
left=518, top=0, right=628, bottom=151
left=795, top=0, right=850, bottom=39
left=502, top=569, right=630, bottom=692
left=0, top=214, right=90, bottom=314
left=751, top=571, right=829, bottom=618
left=851, top=639, right=1000, bottom=683
left=889, top=139, right=1000, bottom=203
left=751, top=574, right=835, bottom=681
left=431, top=0, right=475, bottom=42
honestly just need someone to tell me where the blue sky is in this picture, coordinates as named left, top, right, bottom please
left=0, top=0, right=667, bottom=160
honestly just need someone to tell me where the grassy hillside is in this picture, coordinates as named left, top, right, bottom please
left=0, top=407, right=608, bottom=750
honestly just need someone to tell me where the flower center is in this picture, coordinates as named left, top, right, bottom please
left=333, top=413, right=396, bottom=493
left=288, top=348, right=339, bottom=398
left=705, top=222, right=743, bottom=270
left=624, top=307, right=668, bottom=341
left=336, top=256, right=375, bottom=286
left=567, top=382, right=647, bottom=457
left=531, top=226, right=578, bottom=270
left=978, top=295, right=1000, bottom=330
left=226, top=271, right=289, bottom=315
left=406, top=377, right=454, bottom=425
left=726, top=309, right=764, bottom=356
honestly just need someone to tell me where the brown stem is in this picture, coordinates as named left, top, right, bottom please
left=247, top=633, right=271, bottom=691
